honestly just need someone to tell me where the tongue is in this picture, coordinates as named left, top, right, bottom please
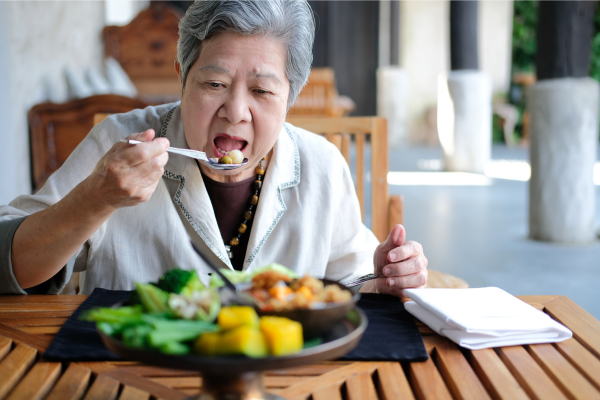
left=214, top=137, right=246, bottom=152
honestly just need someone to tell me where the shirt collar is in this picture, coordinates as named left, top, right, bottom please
left=160, top=105, right=301, bottom=270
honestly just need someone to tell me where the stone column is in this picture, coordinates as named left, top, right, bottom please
left=529, top=79, right=598, bottom=243
left=438, top=71, right=492, bottom=173
left=377, top=66, right=409, bottom=148
left=438, top=0, right=492, bottom=173
left=529, top=1, right=598, bottom=243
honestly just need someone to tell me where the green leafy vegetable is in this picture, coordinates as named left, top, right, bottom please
left=209, top=263, right=298, bottom=288
left=157, top=268, right=206, bottom=295
left=80, top=305, right=144, bottom=325
left=302, top=337, right=323, bottom=349
left=136, top=283, right=170, bottom=313
left=159, top=341, right=190, bottom=355
left=122, top=325, right=154, bottom=348
left=252, top=263, right=298, bottom=279
left=147, top=320, right=218, bottom=347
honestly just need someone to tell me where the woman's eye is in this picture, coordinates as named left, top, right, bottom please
left=210, top=82, right=222, bottom=88
left=255, top=89, right=269, bottom=95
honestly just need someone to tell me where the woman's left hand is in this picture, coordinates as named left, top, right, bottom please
left=372, top=224, right=428, bottom=297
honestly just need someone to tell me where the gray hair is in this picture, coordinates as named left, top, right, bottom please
left=177, top=0, right=315, bottom=109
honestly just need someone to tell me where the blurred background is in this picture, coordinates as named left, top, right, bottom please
left=0, top=1, right=598, bottom=317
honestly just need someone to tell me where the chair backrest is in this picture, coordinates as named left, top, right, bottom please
left=28, top=94, right=147, bottom=191
left=288, top=68, right=343, bottom=117
left=286, top=116, right=394, bottom=242
left=102, top=2, right=182, bottom=102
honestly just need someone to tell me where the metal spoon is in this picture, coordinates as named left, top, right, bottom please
left=120, top=139, right=249, bottom=170
left=189, top=241, right=258, bottom=307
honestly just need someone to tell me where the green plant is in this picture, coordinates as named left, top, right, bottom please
left=589, top=6, right=600, bottom=82
left=512, top=1, right=538, bottom=73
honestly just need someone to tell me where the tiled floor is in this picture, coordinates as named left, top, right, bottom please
left=386, top=145, right=600, bottom=320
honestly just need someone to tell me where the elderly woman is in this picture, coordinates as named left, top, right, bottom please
left=0, top=0, right=427, bottom=296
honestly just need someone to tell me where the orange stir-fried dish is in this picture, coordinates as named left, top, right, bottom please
left=246, top=271, right=353, bottom=311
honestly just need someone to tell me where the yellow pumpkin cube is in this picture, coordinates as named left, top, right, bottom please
left=260, top=316, right=303, bottom=356
left=219, top=325, right=268, bottom=358
left=194, top=331, right=221, bottom=356
left=217, top=306, right=259, bottom=330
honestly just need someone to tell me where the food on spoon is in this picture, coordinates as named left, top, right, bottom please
left=217, top=150, right=244, bottom=165
left=229, top=149, right=244, bottom=164
left=219, top=156, right=233, bottom=164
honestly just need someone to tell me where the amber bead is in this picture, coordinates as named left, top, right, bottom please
left=229, top=237, right=240, bottom=246
left=250, top=195, right=259, bottom=205
left=255, top=167, right=265, bottom=175
left=244, top=210, right=253, bottom=220
left=238, top=223, right=247, bottom=233
left=253, top=180, right=262, bottom=190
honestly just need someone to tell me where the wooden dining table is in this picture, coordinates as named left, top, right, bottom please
left=0, top=294, right=599, bottom=400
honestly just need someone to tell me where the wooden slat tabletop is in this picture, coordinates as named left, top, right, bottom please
left=0, top=295, right=599, bottom=400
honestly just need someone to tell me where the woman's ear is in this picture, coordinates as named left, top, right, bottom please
left=174, top=61, right=182, bottom=83
left=174, top=61, right=184, bottom=95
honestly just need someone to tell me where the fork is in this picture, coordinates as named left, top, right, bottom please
left=344, top=273, right=379, bottom=288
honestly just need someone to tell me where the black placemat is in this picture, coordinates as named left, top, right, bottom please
left=341, top=293, right=428, bottom=361
left=44, top=288, right=130, bottom=361
left=44, top=289, right=427, bottom=362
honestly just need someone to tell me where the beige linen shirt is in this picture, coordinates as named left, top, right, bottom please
left=0, top=103, right=379, bottom=295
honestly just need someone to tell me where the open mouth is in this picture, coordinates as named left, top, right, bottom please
left=213, top=134, right=248, bottom=157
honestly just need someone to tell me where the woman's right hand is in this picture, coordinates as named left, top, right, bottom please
left=84, top=129, right=170, bottom=211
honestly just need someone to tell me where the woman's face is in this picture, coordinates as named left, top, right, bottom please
left=178, top=32, right=290, bottom=182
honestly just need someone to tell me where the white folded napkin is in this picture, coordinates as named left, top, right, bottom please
left=404, top=287, right=572, bottom=350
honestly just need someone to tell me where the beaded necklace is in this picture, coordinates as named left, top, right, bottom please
left=224, top=156, right=267, bottom=259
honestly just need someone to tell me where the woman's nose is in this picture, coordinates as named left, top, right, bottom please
left=217, top=90, right=252, bottom=124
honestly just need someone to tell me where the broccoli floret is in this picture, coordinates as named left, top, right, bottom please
left=157, top=268, right=205, bottom=295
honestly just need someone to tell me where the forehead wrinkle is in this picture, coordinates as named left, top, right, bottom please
left=199, top=65, right=230, bottom=74
left=252, top=72, right=282, bottom=85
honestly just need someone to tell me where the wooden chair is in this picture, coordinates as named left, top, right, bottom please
left=288, top=68, right=355, bottom=117
left=102, top=2, right=183, bottom=104
left=28, top=94, right=147, bottom=191
left=286, top=116, right=468, bottom=289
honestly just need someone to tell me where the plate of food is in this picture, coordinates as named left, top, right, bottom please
left=209, top=264, right=361, bottom=339
left=82, top=266, right=367, bottom=400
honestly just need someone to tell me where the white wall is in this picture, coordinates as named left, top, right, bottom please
left=400, top=0, right=513, bottom=144
left=479, top=1, right=514, bottom=95
left=400, top=0, right=450, bottom=144
left=0, top=1, right=105, bottom=204
left=105, top=0, right=149, bottom=26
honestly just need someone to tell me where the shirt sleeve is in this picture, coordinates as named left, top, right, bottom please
left=0, top=116, right=121, bottom=295
left=0, top=216, right=77, bottom=294
left=324, top=146, right=380, bottom=283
